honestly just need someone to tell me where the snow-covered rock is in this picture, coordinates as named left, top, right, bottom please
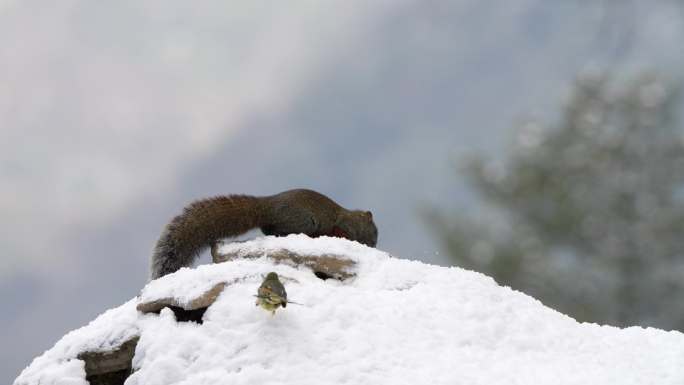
left=14, top=235, right=684, bottom=385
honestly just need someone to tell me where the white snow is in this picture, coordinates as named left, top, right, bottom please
left=14, top=235, right=684, bottom=384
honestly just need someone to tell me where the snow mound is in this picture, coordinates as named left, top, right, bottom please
left=15, top=235, right=684, bottom=384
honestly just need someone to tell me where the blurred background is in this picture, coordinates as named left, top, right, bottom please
left=2, top=0, right=683, bottom=382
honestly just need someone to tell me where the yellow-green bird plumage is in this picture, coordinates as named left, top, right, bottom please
left=256, top=272, right=287, bottom=314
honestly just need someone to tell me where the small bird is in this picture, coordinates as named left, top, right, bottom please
left=256, top=272, right=288, bottom=315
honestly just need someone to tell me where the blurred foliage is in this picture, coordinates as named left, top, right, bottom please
left=428, top=72, right=684, bottom=329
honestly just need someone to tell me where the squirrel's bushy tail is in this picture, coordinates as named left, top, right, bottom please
left=150, top=195, right=263, bottom=279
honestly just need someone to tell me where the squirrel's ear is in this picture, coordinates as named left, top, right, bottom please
left=365, top=211, right=373, bottom=220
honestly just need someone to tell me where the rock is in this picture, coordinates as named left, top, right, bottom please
left=77, top=336, right=139, bottom=385
left=136, top=281, right=227, bottom=323
left=212, top=243, right=357, bottom=280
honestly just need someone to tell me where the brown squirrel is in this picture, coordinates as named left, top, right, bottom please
left=150, top=189, right=378, bottom=279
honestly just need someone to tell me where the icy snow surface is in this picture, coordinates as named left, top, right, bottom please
left=15, top=235, right=684, bottom=384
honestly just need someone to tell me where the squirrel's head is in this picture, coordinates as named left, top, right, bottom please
left=338, top=210, right=378, bottom=247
